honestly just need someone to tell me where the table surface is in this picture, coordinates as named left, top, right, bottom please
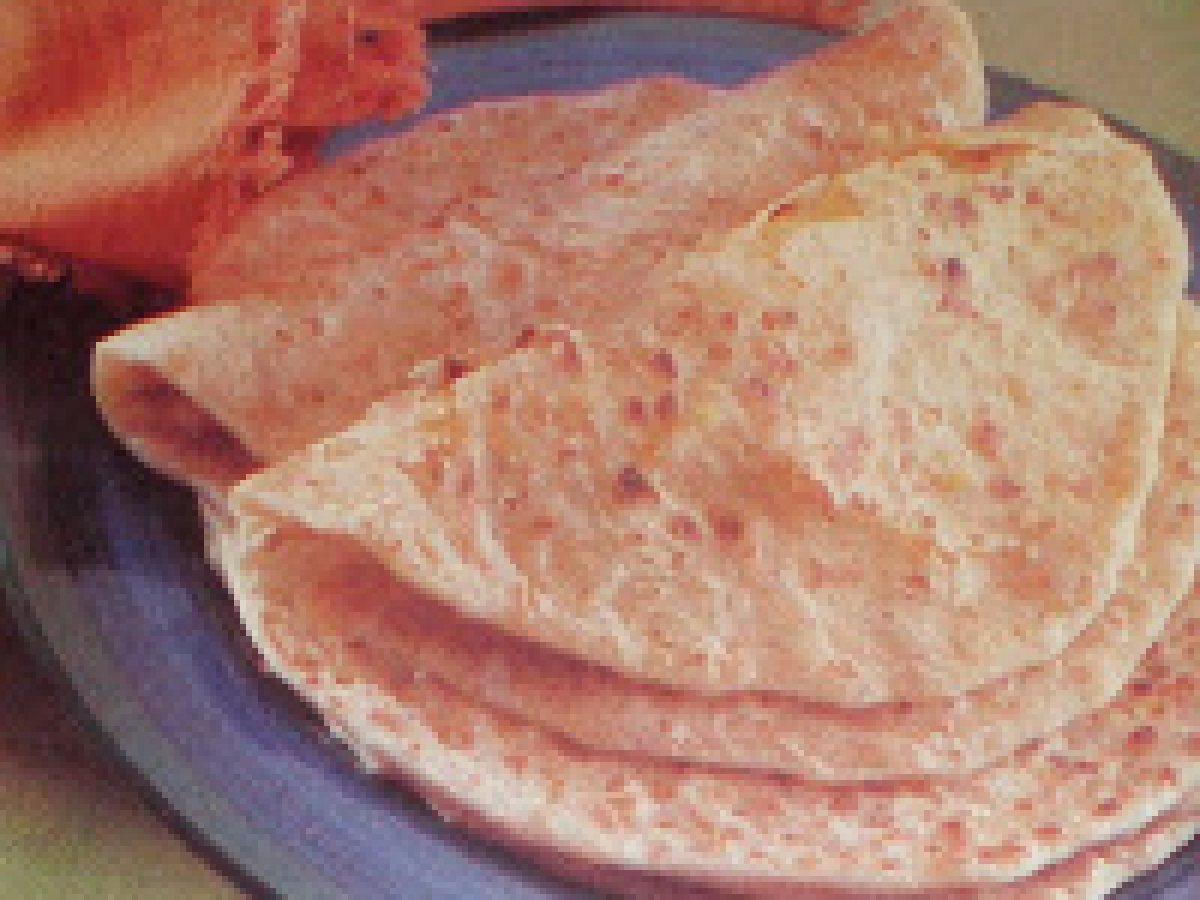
left=1, top=2, right=1196, bottom=897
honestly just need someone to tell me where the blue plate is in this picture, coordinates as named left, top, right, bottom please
left=1, top=12, right=1198, bottom=899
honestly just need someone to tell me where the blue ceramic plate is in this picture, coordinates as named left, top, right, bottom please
left=2, top=12, right=1198, bottom=899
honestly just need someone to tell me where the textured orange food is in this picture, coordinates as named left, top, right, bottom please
left=0, top=0, right=886, bottom=289
left=0, top=0, right=424, bottom=289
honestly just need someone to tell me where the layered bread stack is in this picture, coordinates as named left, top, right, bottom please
left=92, top=2, right=1197, bottom=896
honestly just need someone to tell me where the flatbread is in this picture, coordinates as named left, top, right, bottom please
left=227, top=116, right=1186, bottom=703
left=93, top=0, right=985, bottom=493
left=970, top=805, right=1196, bottom=900
left=97, top=75, right=712, bottom=489
left=200, top=303, right=1200, bottom=779
left=217, top=506, right=1200, bottom=890
left=189, top=76, right=714, bottom=307
left=417, top=793, right=1199, bottom=898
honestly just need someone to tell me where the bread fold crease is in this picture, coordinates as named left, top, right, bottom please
left=223, top=113, right=1187, bottom=706
left=93, top=0, right=985, bottom=490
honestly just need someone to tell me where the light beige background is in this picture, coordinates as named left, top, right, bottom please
left=0, top=2, right=1195, bottom=898
left=960, top=0, right=1199, bottom=154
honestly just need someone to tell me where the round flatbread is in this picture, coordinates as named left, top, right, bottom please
left=229, top=115, right=1187, bottom=703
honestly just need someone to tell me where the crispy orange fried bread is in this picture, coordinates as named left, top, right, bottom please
left=0, top=0, right=424, bottom=287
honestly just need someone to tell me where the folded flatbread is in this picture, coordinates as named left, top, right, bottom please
left=93, top=0, right=985, bottom=492
left=216, top=492, right=1200, bottom=890
left=200, top=301, right=1200, bottom=778
left=189, top=75, right=714, bottom=308
left=97, top=74, right=712, bottom=488
left=223, top=114, right=1187, bottom=704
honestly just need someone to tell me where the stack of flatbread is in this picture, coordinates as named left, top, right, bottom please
left=92, top=2, right=1197, bottom=896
